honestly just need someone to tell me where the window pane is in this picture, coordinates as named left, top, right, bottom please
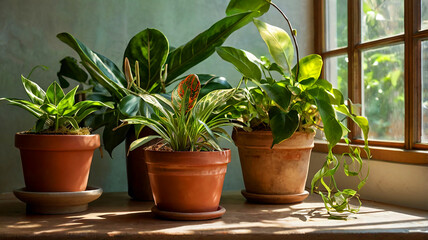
left=325, top=55, right=348, bottom=100
left=422, top=0, right=428, bottom=30
left=421, top=41, right=428, bottom=142
left=325, top=0, right=348, bottom=50
left=362, top=44, right=405, bottom=141
left=361, top=0, right=404, bottom=42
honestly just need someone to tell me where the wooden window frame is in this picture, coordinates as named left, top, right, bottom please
left=314, top=0, right=428, bottom=164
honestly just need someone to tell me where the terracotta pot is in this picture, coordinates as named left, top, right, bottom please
left=125, top=127, right=158, bottom=201
left=145, top=149, right=231, bottom=213
left=233, top=130, right=315, bottom=202
left=15, top=133, right=100, bottom=192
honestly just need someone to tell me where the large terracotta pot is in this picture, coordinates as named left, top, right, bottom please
left=125, top=127, right=158, bottom=201
left=233, top=130, right=315, bottom=203
left=145, top=149, right=231, bottom=213
left=15, top=133, right=100, bottom=192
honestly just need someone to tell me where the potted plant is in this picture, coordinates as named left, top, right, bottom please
left=216, top=0, right=371, bottom=216
left=56, top=9, right=259, bottom=200
left=1, top=74, right=112, bottom=192
left=116, top=74, right=240, bottom=220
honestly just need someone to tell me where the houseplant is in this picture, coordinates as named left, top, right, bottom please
left=1, top=75, right=112, bottom=192
left=216, top=0, right=371, bottom=216
left=56, top=9, right=259, bottom=200
left=116, top=74, right=241, bottom=220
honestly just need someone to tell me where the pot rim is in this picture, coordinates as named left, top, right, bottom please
left=15, top=132, right=99, bottom=137
left=145, top=148, right=231, bottom=165
left=15, top=133, right=100, bottom=150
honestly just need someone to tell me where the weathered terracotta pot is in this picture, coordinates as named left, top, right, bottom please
left=233, top=130, right=315, bottom=203
left=145, top=149, right=231, bottom=213
left=15, top=133, right=100, bottom=192
left=125, top=127, right=158, bottom=201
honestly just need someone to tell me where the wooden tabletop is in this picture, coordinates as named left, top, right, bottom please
left=0, top=191, right=427, bottom=240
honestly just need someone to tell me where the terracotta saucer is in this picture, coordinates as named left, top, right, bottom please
left=151, top=205, right=226, bottom=221
left=13, top=186, right=103, bottom=214
left=241, top=190, right=309, bottom=204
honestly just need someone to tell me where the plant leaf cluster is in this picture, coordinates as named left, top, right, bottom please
left=118, top=74, right=241, bottom=152
left=1, top=75, right=112, bottom=133
left=221, top=0, right=371, bottom=216
left=57, top=9, right=260, bottom=155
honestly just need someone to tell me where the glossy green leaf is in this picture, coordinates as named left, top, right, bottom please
left=45, top=81, right=65, bottom=105
left=198, top=75, right=232, bottom=98
left=216, top=46, right=261, bottom=80
left=260, top=82, right=291, bottom=111
left=165, top=11, right=257, bottom=83
left=57, top=86, right=78, bottom=115
left=57, top=33, right=127, bottom=100
left=226, top=0, right=270, bottom=16
left=0, top=98, right=43, bottom=118
left=57, top=56, right=88, bottom=88
left=119, top=95, right=153, bottom=118
left=269, top=107, right=299, bottom=147
left=104, top=112, right=130, bottom=156
left=253, top=19, right=294, bottom=72
left=292, top=54, right=323, bottom=82
left=21, top=75, right=45, bottom=105
left=123, top=28, right=169, bottom=91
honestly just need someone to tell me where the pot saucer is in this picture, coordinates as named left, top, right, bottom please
left=151, top=205, right=226, bottom=221
left=241, top=190, right=309, bottom=204
left=13, top=186, right=102, bottom=214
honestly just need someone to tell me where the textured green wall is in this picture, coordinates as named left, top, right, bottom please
left=0, top=0, right=313, bottom=192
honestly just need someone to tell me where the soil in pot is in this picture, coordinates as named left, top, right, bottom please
left=233, top=130, right=315, bottom=204
left=145, top=148, right=231, bottom=213
left=15, top=133, right=100, bottom=192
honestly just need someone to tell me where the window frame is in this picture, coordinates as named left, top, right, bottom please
left=314, top=0, right=428, bottom=164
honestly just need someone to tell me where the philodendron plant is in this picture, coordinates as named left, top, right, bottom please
left=116, top=74, right=241, bottom=152
left=218, top=0, right=371, bottom=216
left=56, top=9, right=260, bottom=155
left=0, top=75, right=112, bottom=134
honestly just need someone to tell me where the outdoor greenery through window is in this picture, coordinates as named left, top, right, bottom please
left=318, top=0, right=428, bottom=152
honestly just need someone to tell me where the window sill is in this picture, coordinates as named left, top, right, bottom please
left=313, top=140, right=428, bottom=164
left=1, top=192, right=427, bottom=240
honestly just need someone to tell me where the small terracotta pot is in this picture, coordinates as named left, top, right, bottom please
left=125, top=127, right=158, bottom=201
left=145, top=149, right=231, bottom=213
left=15, top=133, right=100, bottom=192
left=233, top=130, right=314, bottom=201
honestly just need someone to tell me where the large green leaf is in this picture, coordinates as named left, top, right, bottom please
left=253, top=19, right=294, bottom=72
left=119, top=95, right=153, bottom=118
left=57, top=33, right=127, bottom=100
left=103, top=111, right=130, bottom=156
left=21, top=75, right=46, bottom=105
left=44, top=81, right=64, bottom=105
left=123, top=28, right=169, bottom=91
left=57, top=56, right=88, bottom=88
left=165, top=11, right=257, bottom=83
left=198, top=74, right=232, bottom=98
left=260, top=82, right=291, bottom=111
left=269, top=107, right=299, bottom=147
left=57, top=86, right=78, bottom=115
left=226, top=0, right=270, bottom=16
left=216, top=46, right=261, bottom=81
left=292, top=54, right=323, bottom=82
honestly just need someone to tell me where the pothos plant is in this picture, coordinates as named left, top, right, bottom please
left=218, top=0, right=371, bottom=216
left=56, top=9, right=261, bottom=155
left=116, top=74, right=241, bottom=152
left=0, top=75, right=112, bottom=134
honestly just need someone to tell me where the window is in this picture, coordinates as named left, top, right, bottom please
left=314, top=0, right=428, bottom=163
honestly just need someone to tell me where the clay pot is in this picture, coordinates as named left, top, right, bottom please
left=233, top=130, right=315, bottom=203
left=15, top=133, right=100, bottom=192
left=145, top=149, right=231, bottom=213
left=125, top=127, right=158, bottom=201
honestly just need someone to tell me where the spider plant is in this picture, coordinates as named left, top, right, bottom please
left=117, top=74, right=241, bottom=152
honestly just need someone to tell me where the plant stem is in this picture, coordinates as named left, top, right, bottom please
left=270, top=2, right=300, bottom=81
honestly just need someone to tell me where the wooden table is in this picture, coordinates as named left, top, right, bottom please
left=0, top=191, right=427, bottom=239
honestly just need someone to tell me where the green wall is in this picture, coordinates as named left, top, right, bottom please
left=0, top=0, right=313, bottom=192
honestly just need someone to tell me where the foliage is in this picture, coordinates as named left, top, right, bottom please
left=117, top=74, right=241, bottom=152
left=57, top=10, right=258, bottom=155
left=0, top=75, right=112, bottom=133
left=221, top=0, right=371, bottom=216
